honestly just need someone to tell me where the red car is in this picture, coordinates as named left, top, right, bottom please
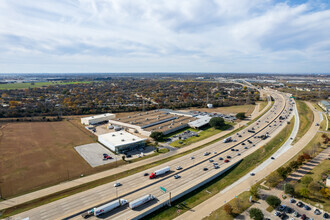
left=104, top=156, right=112, bottom=160
left=224, top=159, right=230, bottom=163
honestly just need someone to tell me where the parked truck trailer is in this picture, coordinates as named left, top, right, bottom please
left=149, top=166, right=170, bottom=179
left=129, top=194, right=154, bottom=209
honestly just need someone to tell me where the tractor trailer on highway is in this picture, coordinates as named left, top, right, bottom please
left=129, top=194, right=155, bottom=209
left=83, top=199, right=128, bottom=217
left=149, top=166, right=170, bottom=179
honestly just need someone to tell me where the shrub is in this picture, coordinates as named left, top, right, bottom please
left=299, top=188, right=309, bottom=197
left=150, top=131, right=164, bottom=141
left=301, top=176, right=313, bottom=185
left=284, top=183, right=295, bottom=195
left=289, top=161, right=300, bottom=169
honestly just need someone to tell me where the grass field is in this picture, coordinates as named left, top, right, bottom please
left=203, top=191, right=256, bottom=220
left=294, top=159, right=330, bottom=212
left=147, top=117, right=294, bottom=220
left=258, top=101, right=268, bottom=112
left=293, top=101, right=314, bottom=144
left=0, top=81, right=91, bottom=90
left=170, top=124, right=232, bottom=148
left=0, top=120, right=105, bottom=198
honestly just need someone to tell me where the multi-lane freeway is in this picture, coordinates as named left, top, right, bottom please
left=13, top=89, right=295, bottom=220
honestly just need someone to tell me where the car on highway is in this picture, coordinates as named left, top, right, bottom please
left=204, top=152, right=210, bottom=156
left=224, top=159, right=230, bottom=163
left=231, top=149, right=235, bottom=151
left=237, top=153, right=241, bottom=156
left=174, top=174, right=180, bottom=179
left=190, top=156, right=195, bottom=160
left=250, top=172, right=255, bottom=176
left=247, top=140, right=252, bottom=144
left=271, top=157, right=275, bottom=160
left=244, top=147, right=248, bottom=149
left=226, top=156, right=231, bottom=159
left=214, top=165, right=219, bottom=169
left=176, top=166, right=182, bottom=170
left=219, top=157, right=223, bottom=160
left=209, top=159, right=214, bottom=162
left=114, top=182, right=122, bottom=187
left=242, top=142, right=246, bottom=145
left=144, top=173, right=149, bottom=176
left=203, top=167, right=208, bottom=171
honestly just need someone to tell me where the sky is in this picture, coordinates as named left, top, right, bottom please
left=0, top=0, right=330, bottom=73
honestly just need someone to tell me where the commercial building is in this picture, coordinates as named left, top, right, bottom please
left=318, top=100, right=330, bottom=113
left=81, top=113, right=116, bottom=125
left=98, top=131, right=146, bottom=154
left=188, top=116, right=212, bottom=129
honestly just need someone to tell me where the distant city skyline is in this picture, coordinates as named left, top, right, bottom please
left=0, top=0, right=330, bottom=73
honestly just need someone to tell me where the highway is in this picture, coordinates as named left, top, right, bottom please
left=13, top=89, right=294, bottom=220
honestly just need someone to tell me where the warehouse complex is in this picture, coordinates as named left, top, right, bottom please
left=81, top=113, right=116, bottom=125
left=108, top=109, right=198, bottom=136
left=98, top=131, right=146, bottom=154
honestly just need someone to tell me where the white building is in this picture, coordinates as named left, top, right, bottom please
left=188, top=116, right=212, bottom=129
left=98, top=131, right=146, bottom=154
left=81, top=113, right=116, bottom=125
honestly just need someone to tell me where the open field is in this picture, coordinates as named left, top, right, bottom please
left=0, top=81, right=91, bottom=90
left=185, top=104, right=256, bottom=116
left=147, top=118, right=294, bottom=220
left=293, top=101, right=314, bottom=144
left=258, top=101, right=268, bottom=112
left=0, top=120, right=103, bottom=198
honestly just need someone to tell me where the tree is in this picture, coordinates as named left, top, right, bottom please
left=209, top=117, right=225, bottom=129
left=284, top=183, right=295, bottom=195
left=249, top=208, right=264, bottom=220
left=299, top=188, right=309, bottom=198
left=250, top=185, right=260, bottom=198
left=236, top=112, right=246, bottom=120
left=224, top=204, right=233, bottom=215
left=289, top=161, right=300, bottom=170
left=150, top=131, right=164, bottom=141
left=277, top=167, right=290, bottom=178
left=266, top=172, right=283, bottom=187
left=266, top=195, right=281, bottom=208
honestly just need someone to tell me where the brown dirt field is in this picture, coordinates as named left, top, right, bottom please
left=0, top=120, right=114, bottom=198
left=184, top=104, right=256, bottom=116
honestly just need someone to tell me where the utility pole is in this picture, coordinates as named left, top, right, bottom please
left=142, top=99, right=145, bottom=112
left=169, top=192, right=171, bottom=207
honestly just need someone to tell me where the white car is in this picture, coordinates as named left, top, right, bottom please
left=114, top=182, right=121, bottom=187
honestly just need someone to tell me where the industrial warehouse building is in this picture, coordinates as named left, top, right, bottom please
left=81, top=113, right=116, bottom=125
left=108, top=109, right=197, bottom=136
left=98, top=131, right=146, bottom=153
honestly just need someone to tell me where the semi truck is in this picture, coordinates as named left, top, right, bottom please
left=83, top=199, right=128, bottom=217
left=129, top=194, right=154, bottom=209
left=149, top=166, right=170, bottom=179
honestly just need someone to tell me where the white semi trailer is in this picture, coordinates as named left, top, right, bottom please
left=85, top=199, right=128, bottom=217
left=129, top=194, right=155, bottom=209
left=149, top=166, right=170, bottom=179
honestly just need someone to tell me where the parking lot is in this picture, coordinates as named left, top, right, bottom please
left=75, top=143, right=117, bottom=167
left=189, top=110, right=236, bottom=121
left=239, top=188, right=328, bottom=220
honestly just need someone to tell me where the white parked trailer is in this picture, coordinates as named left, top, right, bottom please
left=87, top=199, right=128, bottom=216
left=129, top=194, right=154, bottom=209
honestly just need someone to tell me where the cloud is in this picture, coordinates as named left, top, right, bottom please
left=0, top=0, right=329, bottom=73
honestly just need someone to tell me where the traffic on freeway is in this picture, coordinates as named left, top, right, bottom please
left=13, top=89, right=295, bottom=220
